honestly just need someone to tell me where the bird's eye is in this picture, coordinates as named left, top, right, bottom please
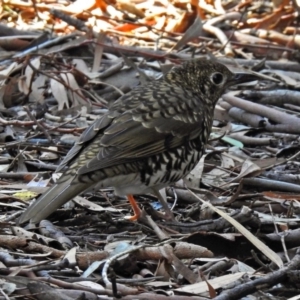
left=211, top=72, right=224, bottom=85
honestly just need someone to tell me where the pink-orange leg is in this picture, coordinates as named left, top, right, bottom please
left=126, top=194, right=143, bottom=221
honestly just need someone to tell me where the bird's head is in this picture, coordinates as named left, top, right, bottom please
left=166, top=59, right=259, bottom=107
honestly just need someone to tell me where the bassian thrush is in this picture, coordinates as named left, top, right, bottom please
left=19, top=59, right=259, bottom=224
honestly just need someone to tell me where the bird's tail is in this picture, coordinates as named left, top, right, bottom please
left=19, top=179, right=92, bottom=224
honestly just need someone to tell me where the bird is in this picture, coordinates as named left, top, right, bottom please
left=19, top=59, right=259, bottom=224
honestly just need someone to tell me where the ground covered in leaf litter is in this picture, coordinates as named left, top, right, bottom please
left=1, top=0, right=300, bottom=299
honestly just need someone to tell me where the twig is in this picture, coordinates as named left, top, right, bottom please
left=23, top=106, right=52, bottom=142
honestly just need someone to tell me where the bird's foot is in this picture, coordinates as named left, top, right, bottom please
left=151, top=189, right=175, bottom=221
left=124, top=194, right=148, bottom=222
left=124, top=194, right=170, bottom=240
left=124, top=209, right=148, bottom=222
left=125, top=193, right=174, bottom=222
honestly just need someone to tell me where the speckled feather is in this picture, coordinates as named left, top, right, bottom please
left=19, top=59, right=245, bottom=224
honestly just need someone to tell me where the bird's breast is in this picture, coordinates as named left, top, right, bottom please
left=140, top=133, right=206, bottom=188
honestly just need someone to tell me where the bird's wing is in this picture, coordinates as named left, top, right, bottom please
left=75, top=86, right=205, bottom=175
left=56, top=115, right=112, bottom=173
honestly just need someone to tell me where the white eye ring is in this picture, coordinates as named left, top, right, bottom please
left=211, top=72, right=224, bottom=85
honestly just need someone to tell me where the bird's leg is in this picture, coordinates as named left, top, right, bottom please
left=125, top=190, right=175, bottom=221
left=125, top=195, right=169, bottom=239
left=125, top=194, right=145, bottom=221
left=152, top=189, right=175, bottom=221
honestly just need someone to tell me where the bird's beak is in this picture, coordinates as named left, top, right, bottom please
left=229, top=70, right=279, bottom=86
left=230, top=72, right=261, bottom=85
